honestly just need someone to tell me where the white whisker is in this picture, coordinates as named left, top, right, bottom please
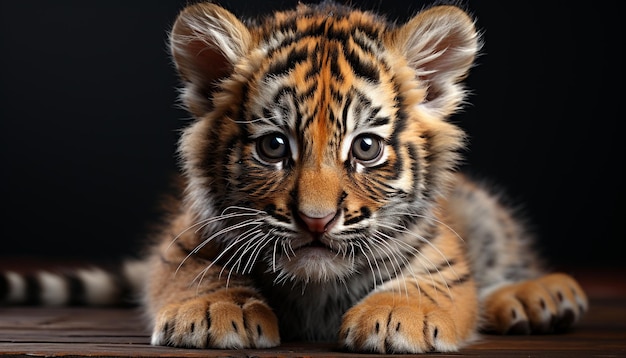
left=191, top=228, right=264, bottom=290
left=381, top=211, right=465, bottom=243
left=218, top=230, right=265, bottom=277
left=242, top=231, right=275, bottom=274
left=370, top=233, right=411, bottom=298
left=354, top=241, right=377, bottom=289
left=167, top=208, right=264, bottom=252
left=375, top=224, right=454, bottom=301
left=361, top=239, right=387, bottom=283
left=272, top=238, right=279, bottom=272
left=176, top=219, right=263, bottom=276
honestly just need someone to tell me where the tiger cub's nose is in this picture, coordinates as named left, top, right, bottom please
left=298, top=211, right=337, bottom=233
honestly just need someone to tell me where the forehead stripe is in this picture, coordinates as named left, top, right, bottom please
left=265, top=45, right=310, bottom=79
left=264, top=14, right=384, bottom=59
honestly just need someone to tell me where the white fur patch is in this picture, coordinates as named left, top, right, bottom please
left=76, top=268, right=118, bottom=305
left=274, top=247, right=356, bottom=284
left=213, top=332, right=245, bottom=349
left=150, top=331, right=165, bottom=346
left=478, top=281, right=513, bottom=301
left=254, top=335, right=277, bottom=349
left=433, top=339, right=459, bottom=352
left=4, top=272, right=26, bottom=303
left=38, top=272, right=69, bottom=306
left=123, top=260, right=149, bottom=297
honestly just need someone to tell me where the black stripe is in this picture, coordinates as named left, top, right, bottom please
left=300, top=105, right=318, bottom=132
left=407, top=143, right=422, bottom=199
left=329, top=46, right=345, bottom=82
left=350, top=29, right=379, bottom=56
left=341, top=95, right=352, bottom=133
left=370, top=115, right=388, bottom=127
left=25, top=274, right=41, bottom=305
left=264, top=204, right=290, bottom=224
left=0, top=274, right=7, bottom=302
left=270, top=87, right=297, bottom=126
left=330, top=88, right=344, bottom=104
left=265, top=46, right=310, bottom=79
left=428, top=259, right=457, bottom=274
left=273, top=16, right=297, bottom=36
left=239, top=81, right=250, bottom=120
left=369, top=177, right=404, bottom=198
left=429, top=282, right=453, bottom=300
left=344, top=215, right=366, bottom=226
left=386, top=142, right=403, bottom=182
left=412, top=281, right=437, bottom=305
left=351, top=27, right=386, bottom=61
left=419, top=130, right=435, bottom=200
left=390, top=77, right=408, bottom=131
left=65, top=273, right=86, bottom=306
left=112, top=265, right=135, bottom=307
left=343, top=206, right=371, bottom=226
left=328, top=108, right=339, bottom=128
left=344, top=48, right=380, bottom=83
left=449, top=272, right=472, bottom=287
left=304, top=45, right=321, bottom=80
left=422, top=318, right=436, bottom=352
left=297, top=81, right=317, bottom=101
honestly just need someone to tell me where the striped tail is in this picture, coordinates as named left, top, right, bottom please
left=0, top=259, right=148, bottom=307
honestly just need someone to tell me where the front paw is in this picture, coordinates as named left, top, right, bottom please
left=483, top=273, right=588, bottom=334
left=150, top=289, right=280, bottom=349
left=339, top=291, right=463, bottom=353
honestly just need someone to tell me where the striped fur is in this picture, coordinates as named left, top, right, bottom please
left=1, top=1, right=588, bottom=353
left=0, top=261, right=147, bottom=307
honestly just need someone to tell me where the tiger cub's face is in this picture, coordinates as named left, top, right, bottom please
left=170, top=2, right=479, bottom=283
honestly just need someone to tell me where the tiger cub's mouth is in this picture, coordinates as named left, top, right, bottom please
left=293, top=234, right=338, bottom=254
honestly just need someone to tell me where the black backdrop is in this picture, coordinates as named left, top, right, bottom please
left=1, top=1, right=623, bottom=269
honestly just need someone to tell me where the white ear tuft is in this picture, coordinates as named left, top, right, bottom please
left=169, top=3, right=252, bottom=117
left=393, top=5, right=481, bottom=117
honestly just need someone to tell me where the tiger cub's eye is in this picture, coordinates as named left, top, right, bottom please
left=257, top=133, right=289, bottom=163
left=351, top=134, right=383, bottom=164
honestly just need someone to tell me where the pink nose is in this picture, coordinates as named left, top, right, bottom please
left=299, top=211, right=337, bottom=233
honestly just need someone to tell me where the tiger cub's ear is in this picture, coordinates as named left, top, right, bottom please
left=389, top=5, right=481, bottom=118
left=169, top=3, right=251, bottom=117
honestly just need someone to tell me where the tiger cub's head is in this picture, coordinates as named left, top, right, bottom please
left=169, top=1, right=479, bottom=284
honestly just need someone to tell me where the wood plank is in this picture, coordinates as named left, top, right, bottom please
left=0, top=297, right=625, bottom=357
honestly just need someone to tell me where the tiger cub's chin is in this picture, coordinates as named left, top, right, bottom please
left=274, top=247, right=356, bottom=283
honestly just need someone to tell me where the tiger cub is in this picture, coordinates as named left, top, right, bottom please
left=0, top=1, right=588, bottom=354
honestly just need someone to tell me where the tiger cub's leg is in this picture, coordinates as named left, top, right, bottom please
left=150, top=285, right=279, bottom=349
left=447, top=175, right=589, bottom=334
left=340, top=281, right=478, bottom=353
left=482, top=273, right=588, bottom=334
left=145, top=217, right=280, bottom=349
left=339, top=229, right=479, bottom=353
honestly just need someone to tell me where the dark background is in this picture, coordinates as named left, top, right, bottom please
left=1, top=1, right=623, bottom=270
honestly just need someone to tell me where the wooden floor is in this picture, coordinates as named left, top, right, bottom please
left=1, top=268, right=625, bottom=357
